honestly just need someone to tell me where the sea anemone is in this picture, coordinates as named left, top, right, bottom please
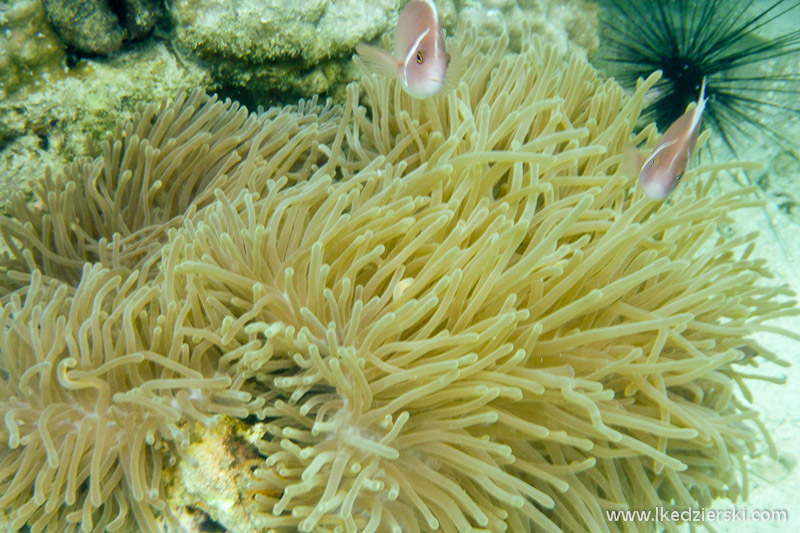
left=596, top=0, right=800, bottom=154
left=0, top=24, right=797, bottom=533
left=0, top=263, right=266, bottom=532
left=168, top=31, right=795, bottom=532
left=0, top=88, right=339, bottom=293
left=0, top=89, right=339, bottom=532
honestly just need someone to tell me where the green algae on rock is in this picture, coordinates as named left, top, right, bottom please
left=168, top=0, right=405, bottom=101
left=41, top=0, right=164, bottom=55
left=0, top=0, right=66, bottom=99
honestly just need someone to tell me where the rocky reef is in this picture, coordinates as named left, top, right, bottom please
left=42, top=0, right=164, bottom=55
left=167, top=0, right=599, bottom=102
left=459, top=0, right=598, bottom=54
left=168, top=0, right=406, bottom=100
left=0, top=0, right=66, bottom=99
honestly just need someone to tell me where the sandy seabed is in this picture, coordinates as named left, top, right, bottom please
left=702, top=193, right=800, bottom=532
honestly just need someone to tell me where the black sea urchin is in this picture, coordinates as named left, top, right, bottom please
left=596, top=0, right=800, bottom=155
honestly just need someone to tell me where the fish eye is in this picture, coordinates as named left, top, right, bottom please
left=416, top=51, right=424, bottom=64
left=675, top=172, right=684, bottom=182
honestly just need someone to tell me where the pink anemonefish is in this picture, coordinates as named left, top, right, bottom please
left=355, top=0, right=455, bottom=98
left=637, top=77, right=708, bottom=200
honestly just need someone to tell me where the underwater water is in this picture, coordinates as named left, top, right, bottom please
left=0, top=0, right=799, bottom=532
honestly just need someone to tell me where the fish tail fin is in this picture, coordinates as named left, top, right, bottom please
left=355, top=43, right=400, bottom=80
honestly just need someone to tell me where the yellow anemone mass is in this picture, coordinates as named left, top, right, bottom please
left=1, top=28, right=796, bottom=533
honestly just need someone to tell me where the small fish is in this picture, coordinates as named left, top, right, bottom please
left=638, top=77, right=708, bottom=200
left=356, top=0, right=451, bottom=98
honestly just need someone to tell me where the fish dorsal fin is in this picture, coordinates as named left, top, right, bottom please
left=688, top=77, right=707, bottom=134
left=661, top=79, right=706, bottom=148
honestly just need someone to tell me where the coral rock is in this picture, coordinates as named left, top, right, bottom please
left=42, top=0, right=163, bottom=55
left=0, top=0, right=66, bottom=98
left=168, top=0, right=404, bottom=99
left=122, top=0, right=163, bottom=40
left=42, top=0, right=124, bottom=54
left=459, top=0, right=599, bottom=56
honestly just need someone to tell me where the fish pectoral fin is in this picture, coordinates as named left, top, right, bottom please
left=355, top=43, right=401, bottom=79
left=623, top=145, right=645, bottom=176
